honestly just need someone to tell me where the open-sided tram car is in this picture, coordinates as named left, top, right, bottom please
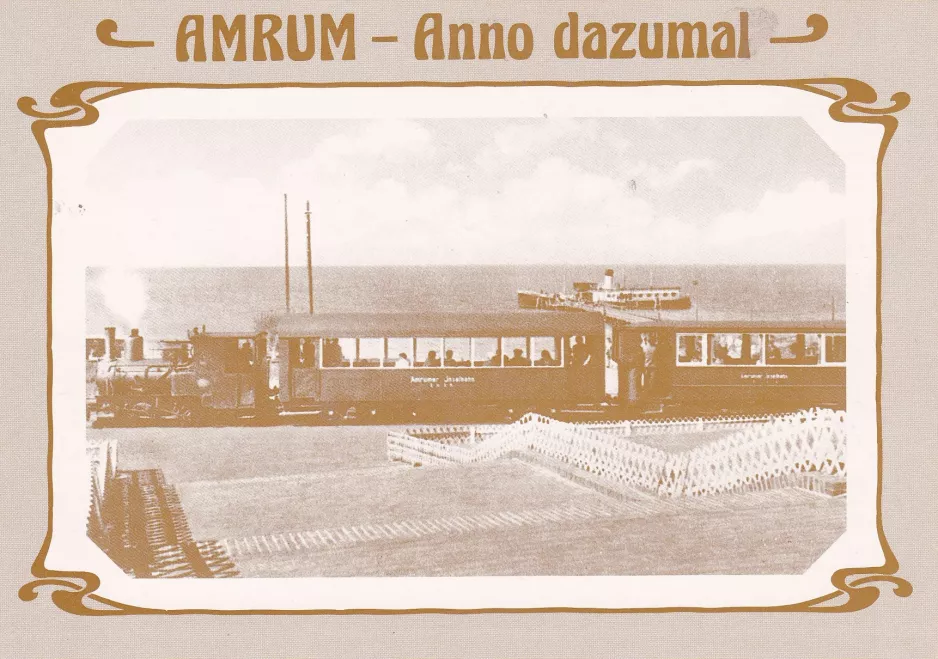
left=610, top=318, right=847, bottom=414
left=269, top=311, right=606, bottom=420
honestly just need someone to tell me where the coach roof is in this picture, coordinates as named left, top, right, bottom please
left=263, top=311, right=605, bottom=338
left=606, top=317, right=846, bottom=332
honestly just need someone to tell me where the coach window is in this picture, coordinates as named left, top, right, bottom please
left=416, top=338, right=443, bottom=367
left=532, top=336, right=561, bottom=366
left=766, top=333, right=820, bottom=366
left=709, top=333, right=762, bottom=365
left=823, top=334, right=846, bottom=364
left=443, top=338, right=471, bottom=367
left=677, top=334, right=704, bottom=365
left=566, top=335, right=592, bottom=367
left=472, top=337, right=500, bottom=367
left=322, top=338, right=353, bottom=368
left=355, top=338, right=384, bottom=368
left=386, top=337, right=414, bottom=368
left=503, top=337, right=531, bottom=366
left=291, top=338, right=319, bottom=368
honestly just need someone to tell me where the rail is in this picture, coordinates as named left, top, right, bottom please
left=85, top=442, right=239, bottom=577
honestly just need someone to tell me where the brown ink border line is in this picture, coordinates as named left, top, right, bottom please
left=15, top=79, right=911, bottom=615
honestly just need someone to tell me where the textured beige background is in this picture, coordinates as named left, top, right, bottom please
left=1, top=1, right=936, bottom=657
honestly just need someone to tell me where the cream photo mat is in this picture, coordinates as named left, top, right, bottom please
left=47, top=84, right=876, bottom=611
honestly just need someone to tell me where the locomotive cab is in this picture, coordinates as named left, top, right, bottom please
left=170, top=330, right=271, bottom=419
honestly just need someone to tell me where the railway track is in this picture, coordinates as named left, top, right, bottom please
left=97, top=468, right=239, bottom=578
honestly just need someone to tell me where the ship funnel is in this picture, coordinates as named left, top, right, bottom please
left=603, top=269, right=614, bottom=290
left=104, top=327, right=119, bottom=360
left=127, top=328, right=144, bottom=361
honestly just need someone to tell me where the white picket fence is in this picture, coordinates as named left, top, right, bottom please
left=657, top=409, right=846, bottom=496
left=387, top=409, right=846, bottom=498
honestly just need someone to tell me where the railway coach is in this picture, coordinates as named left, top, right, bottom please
left=610, top=318, right=847, bottom=414
left=268, top=311, right=607, bottom=421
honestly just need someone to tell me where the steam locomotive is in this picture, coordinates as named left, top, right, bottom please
left=87, top=311, right=846, bottom=425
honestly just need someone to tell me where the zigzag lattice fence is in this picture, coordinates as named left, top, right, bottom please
left=387, top=409, right=846, bottom=498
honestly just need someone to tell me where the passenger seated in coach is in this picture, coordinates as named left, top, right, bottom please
left=395, top=352, right=412, bottom=368
left=682, top=340, right=701, bottom=363
left=487, top=351, right=503, bottom=367
left=444, top=349, right=458, bottom=367
left=506, top=348, right=531, bottom=367
left=712, top=342, right=730, bottom=365
left=424, top=350, right=441, bottom=367
left=535, top=349, right=558, bottom=366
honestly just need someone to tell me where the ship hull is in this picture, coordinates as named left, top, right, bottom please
left=517, top=291, right=544, bottom=309
left=519, top=292, right=691, bottom=312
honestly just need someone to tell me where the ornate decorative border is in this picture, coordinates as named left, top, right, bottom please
left=17, top=79, right=911, bottom=615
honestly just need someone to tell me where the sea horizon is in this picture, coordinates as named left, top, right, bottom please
left=87, top=264, right=847, bottom=340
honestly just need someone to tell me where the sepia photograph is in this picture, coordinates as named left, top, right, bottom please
left=77, top=108, right=850, bottom=581
left=36, top=84, right=879, bottom=609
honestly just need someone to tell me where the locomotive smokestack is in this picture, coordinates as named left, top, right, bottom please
left=128, top=328, right=144, bottom=361
left=603, top=269, right=614, bottom=290
left=104, top=327, right=118, bottom=360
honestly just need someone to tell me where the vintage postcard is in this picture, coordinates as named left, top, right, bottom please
left=39, top=83, right=882, bottom=611
left=3, top=2, right=934, bottom=657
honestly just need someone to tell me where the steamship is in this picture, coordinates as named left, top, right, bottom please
left=518, top=269, right=692, bottom=312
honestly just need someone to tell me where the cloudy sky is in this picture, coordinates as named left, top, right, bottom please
left=74, top=116, right=846, bottom=267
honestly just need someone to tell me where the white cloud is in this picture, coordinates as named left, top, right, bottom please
left=703, top=179, right=846, bottom=262
left=625, top=158, right=717, bottom=190
left=79, top=168, right=280, bottom=267
left=474, top=118, right=596, bottom=172
left=74, top=117, right=843, bottom=268
left=282, top=119, right=435, bottom=189
left=299, top=157, right=660, bottom=265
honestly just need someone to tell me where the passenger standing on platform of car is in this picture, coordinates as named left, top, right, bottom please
left=239, top=341, right=254, bottom=371
left=641, top=333, right=657, bottom=394
left=570, top=336, right=590, bottom=367
left=299, top=338, right=315, bottom=366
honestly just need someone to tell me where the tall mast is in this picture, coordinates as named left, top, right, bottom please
left=283, top=193, right=290, bottom=312
left=305, top=200, right=314, bottom=314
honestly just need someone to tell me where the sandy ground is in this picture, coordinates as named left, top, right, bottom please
left=91, top=423, right=846, bottom=577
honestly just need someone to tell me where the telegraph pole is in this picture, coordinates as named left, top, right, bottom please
left=283, top=193, right=290, bottom=312
left=305, top=200, right=314, bottom=314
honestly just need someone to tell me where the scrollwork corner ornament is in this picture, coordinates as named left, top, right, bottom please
left=18, top=566, right=131, bottom=615
left=796, top=546, right=912, bottom=612
left=17, top=82, right=134, bottom=137
left=798, top=78, right=910, bottom=134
